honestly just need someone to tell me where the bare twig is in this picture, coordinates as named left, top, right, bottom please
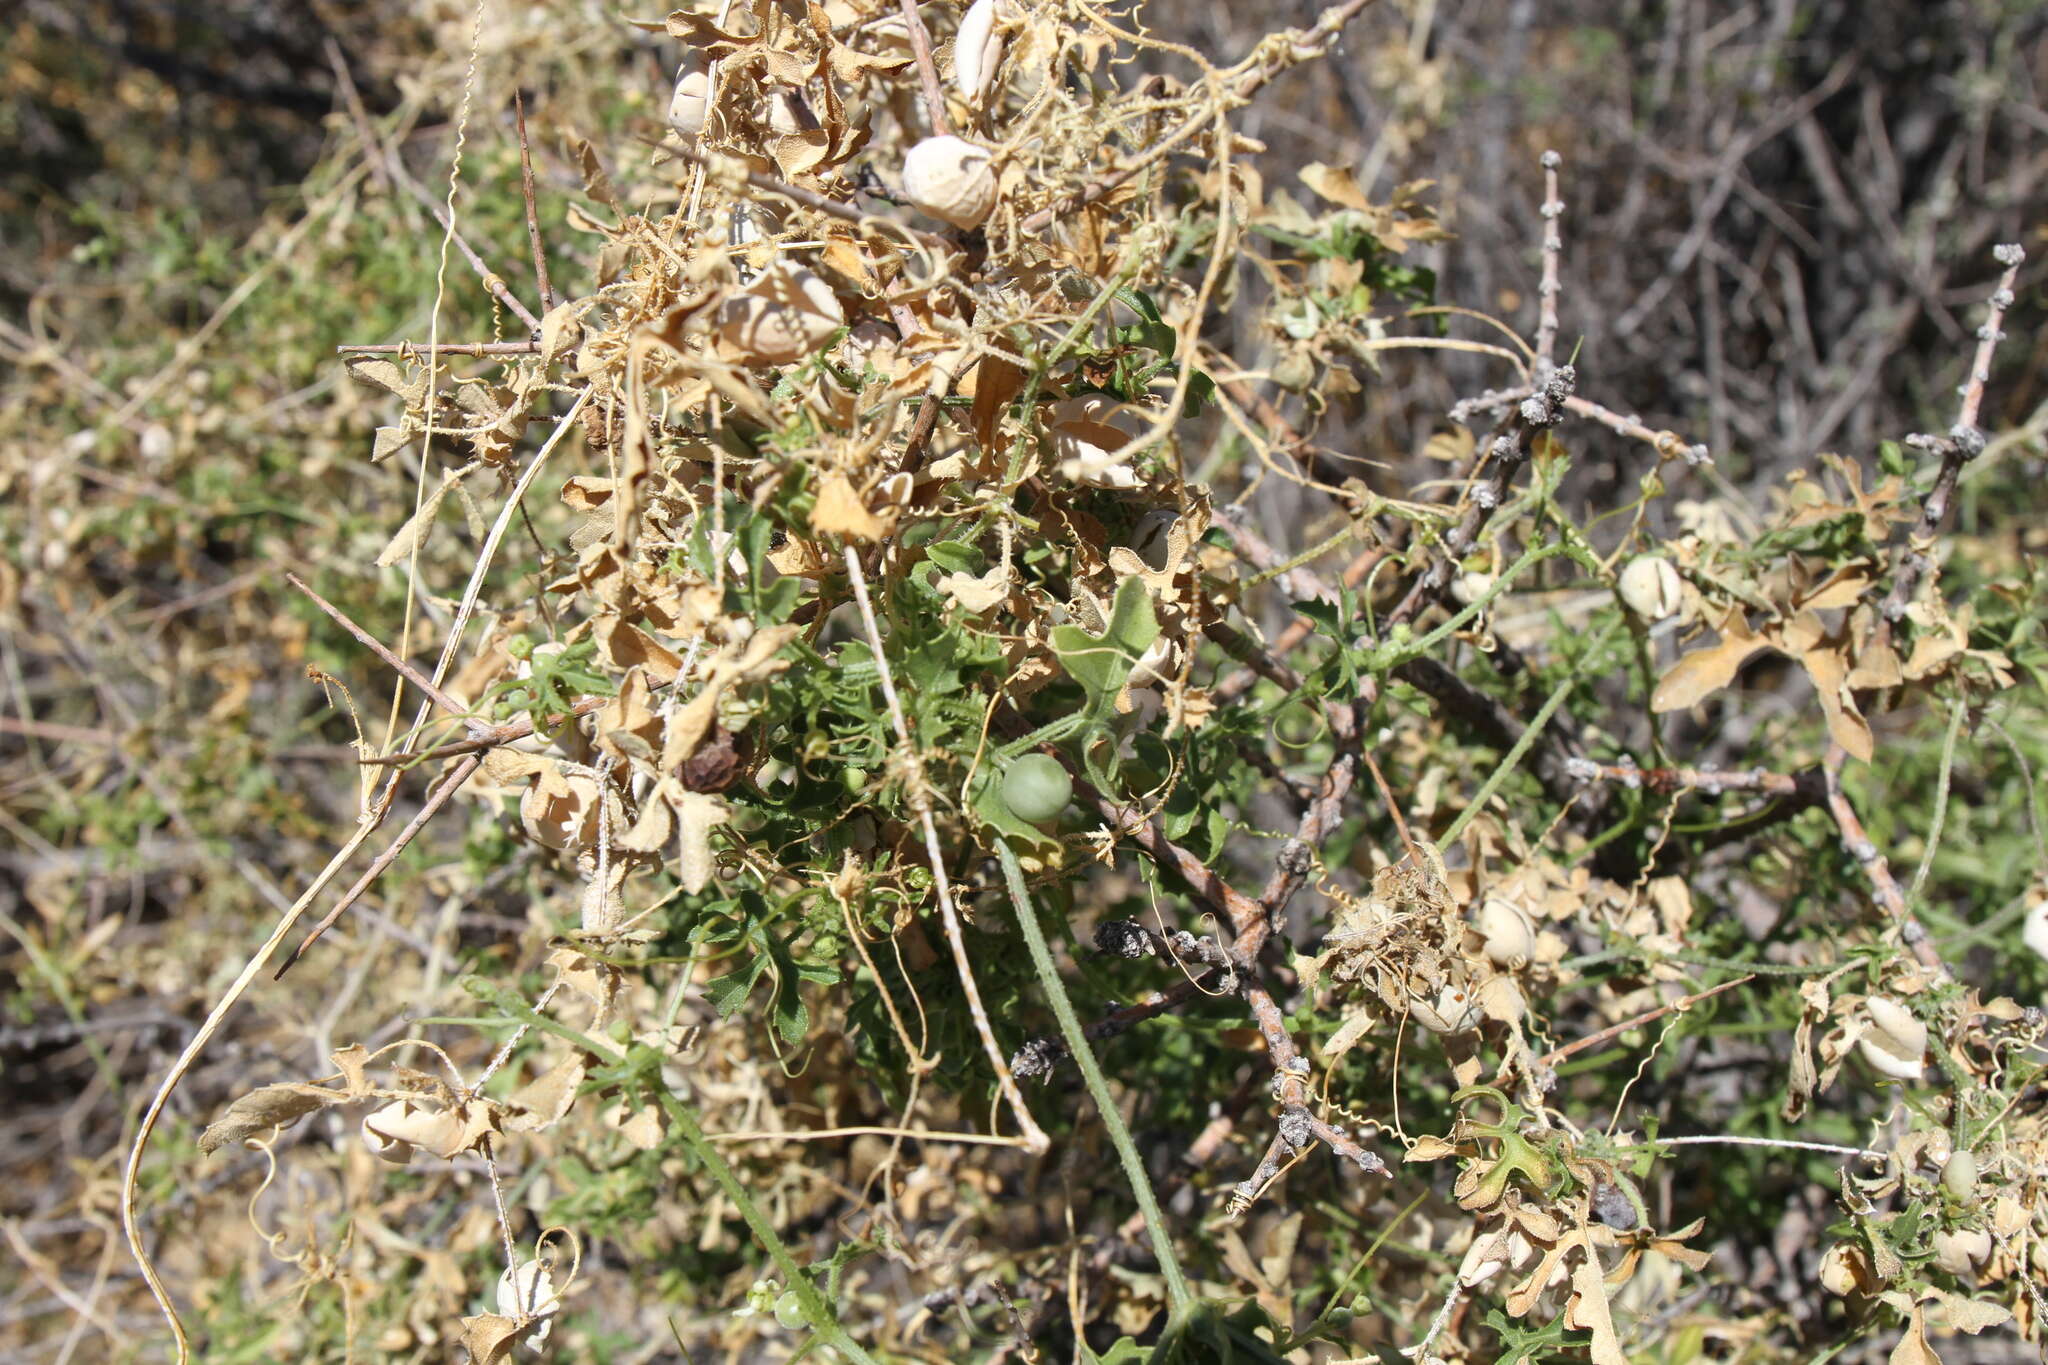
left=342, top=84, right=544, bottom=332
left=338, top=340, right=542, bottom=356
left=1536, top=974, right=1757, bottom=1067
left=322, top=38, right=393, bottom=198
left=285, top=573, right=491, bottom=738
left=1821, top=744, right=1948, bottom=977
left=657, top=139, right=954, bottom=253
left=275, top=752, right=485, bottom=977
left=513, top=90, right=555, bottom=314
left=1016, top=0, right=1382, bottom=236
left=1533, top=150, right=1563, bottom=376
left=896, top=0, right=953, bottom=138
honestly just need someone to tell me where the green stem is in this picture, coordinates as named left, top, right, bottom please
left=463, top=979, right=878, bottom=1364
left=991, top=710, right=1094, bottom=762
left=1440, top=620, right=1615, bottom=845
left=995, top=843, right=1193, bottom=1317
left=1395, top=539, right=1569, bottom=663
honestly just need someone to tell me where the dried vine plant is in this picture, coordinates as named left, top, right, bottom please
left=112, top=2, right=2048, bottom=1361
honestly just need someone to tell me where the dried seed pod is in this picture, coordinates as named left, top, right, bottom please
left=667, top=65, right=710, bottom=138
left=1451, top=570, right=1495, bottom=606
left=1128, top=508, right=1180, bottom=571
left=1930, top=1226, right=1991, bottom=1277
left=1856, top=995, right=1927, bottom=1080
left=1474, top=974, right=1526, bottom=1024
left=953, top=0, right=1004, bottom=102
left=1618, top=554, right=1683, bottom=621
left=1129, top=636, right=1180, bottom=690
left=361, top=1100, right=469, bottom=1162
left=361, top=1101, right=420, bottom=1164
left=678, top=725, right=751, bottom=793
left=520, top=770, right=603, bottom=852
left=901, top=134, right=998, bottom=229
left=1819, top=1242, right=1875, bottom=1295
left=1407, top=982, right=1480, bottom=1034
left=496, top=1259, right=562, bottom=1351
left=716, top=263, right=845, bottom=365
left=1456, top=1230, right=1511, bottom=1287
left=1049, top=393, right=1147, bottom=488
left=1473, top=897, right=1535, bottom=968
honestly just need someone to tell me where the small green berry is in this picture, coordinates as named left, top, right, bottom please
left=773, top=1289, right=807, bottom=1330
left=1941, top=1149, right=1978, bottom=1202
left=1001, top=753, right=1072, bottom=823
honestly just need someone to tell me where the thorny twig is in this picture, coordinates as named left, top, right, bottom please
left=1562, top=756, right=1820, bottom=800
left=1878, top=244, right=2025, bottom=634
left=1533, top=150, right=1563, bottom=378
left=1820, top=248, right=2025, bottom=980
left=1822, top=744, right=1948, bottom=979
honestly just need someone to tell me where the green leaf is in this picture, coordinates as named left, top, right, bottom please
left=706, top=957, right=767, bottom=1018
left=1049, top=576, right=1160, bottom=720
left=923, top=538, right=986, bottom=576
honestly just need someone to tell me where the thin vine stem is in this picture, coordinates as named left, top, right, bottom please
left=996, top=841, right=1193, bottom=1317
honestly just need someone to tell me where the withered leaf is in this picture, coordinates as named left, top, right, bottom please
left=971, top=354, right=1027, bottom=453
left=678, top=724, right=750, bottom=793
left=1800, top=635, right=1873, bottom=762
left=1566, top=1231, right=1630, bottom=1365
left=1299, top=161, right=1373, bottom=212
left=457, top=1314, right=528, bottom=1365
left=1404, top=1134, right=1460, bottom=1162
left=198, top=1082, right=346, bottom=1154
left=1651, top=609, right=1766, bottom=713
left=573, top=137, right=621, bottom=214
left=504, top=1056, right=587, bottom=1132
left=809, top=470, right=889, bottom=541
left=1887, top=1306, right=1943, bottom=1365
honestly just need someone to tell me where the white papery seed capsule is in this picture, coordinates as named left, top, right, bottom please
left=1930, top=1227, right=1991, bottom=1277
left=2021, top=897, right=2048, bottom=962
left=1473, top=897, right=1535, bottom=968
left=954, top=0, right=1004, bottom=102
left=716, top=263, right=844, bottom=366
left=902, top=135, right=998, bottom=229
left=668, top=65, right=710, bottom=138
left=1856, top=996, right=1928, bottom=1081
left=1618, top=554, right=1683, bottom=622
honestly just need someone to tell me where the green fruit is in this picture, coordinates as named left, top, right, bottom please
left=1942, top=1149, right=1978, bottom=1201
left=1001, top=753, right=1072, bottom=823
left=773, top=1289, right=807, bottom=1330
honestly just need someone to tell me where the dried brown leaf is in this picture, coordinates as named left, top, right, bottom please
left=810, top=470, right=890, bottom=541
left=198, top=1082, right=345, bottom=1154
left=1652, top=609, right=1765, bottom=712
